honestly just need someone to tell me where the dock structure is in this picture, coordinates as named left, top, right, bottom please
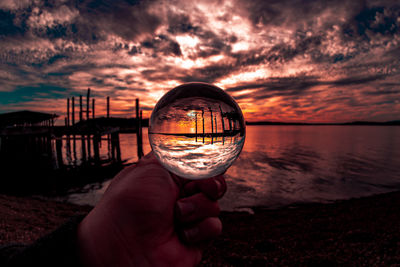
left=187, top=106, right=240, bottom=145
left=0, top=89, right=145, bottom=172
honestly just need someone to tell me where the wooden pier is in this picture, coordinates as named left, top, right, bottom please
left=0, top=89, right=145, bottom=174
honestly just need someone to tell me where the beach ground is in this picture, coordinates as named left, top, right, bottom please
left=1, top=192, right=400, bottom=266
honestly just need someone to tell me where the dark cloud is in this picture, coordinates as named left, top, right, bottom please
left=236, top=0, right=352, bottom=27
left=183, top=64, right=239, bottom=83
left=0, top=9, right=26, bottom=37
left=267, top=35, right=323, bottom=63
left=342, top=5, right=400, bottom=42
left=0, top=0, right=399, bottom=121
left=75, top=0, right=161, bottom=42
left=167, top=13, right=198, bottom=34
left=140, top=35, right=182, bottom=56
left=225, top=73, right=391, bottom=103
left=363, top=90, right=400, bottom=96
left=330, top=74, right=387, bottom=86
left=0, top=0, right=161, bottom=44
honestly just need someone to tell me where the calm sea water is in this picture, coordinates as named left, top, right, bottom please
left=61, top=126, right=400, bottom=211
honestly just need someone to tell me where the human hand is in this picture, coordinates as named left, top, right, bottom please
left=77, top=152, right=227, bottom=267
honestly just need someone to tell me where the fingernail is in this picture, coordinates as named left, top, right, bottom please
left=184, top=226, right=199, bottom=241
left=177, top=201, right=195, bottom=217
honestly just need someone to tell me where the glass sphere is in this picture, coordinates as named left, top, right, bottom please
left=149, top=82, right=246, bottom=180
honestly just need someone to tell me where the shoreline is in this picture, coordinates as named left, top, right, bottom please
left=1, top=191, right=400, bottom=265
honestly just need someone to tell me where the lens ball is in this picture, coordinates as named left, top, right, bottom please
left=149, top=82, right=246, bottom=180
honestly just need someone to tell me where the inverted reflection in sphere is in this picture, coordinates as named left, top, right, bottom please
left=149, top=83, right=246, bottom=180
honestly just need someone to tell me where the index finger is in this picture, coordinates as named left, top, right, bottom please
left=182, top=175, right=227, bottom=200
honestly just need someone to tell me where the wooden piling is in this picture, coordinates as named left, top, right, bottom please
left=79, top=95, right=83, bottom=122
left=72, top=97, right=75, bottom=126
left=209, top=108, right=213, bottom=144
left=87, top=134, right=91, bottom=161
left=136, top=98, right=143, bottom=159
left=72, top=135, right=77, bottom=164
left=136, top=99, right=139, bottom=120
left=116, top=134, right=121, bottom=163
left=219, top=105, right=225, bottom=145
left=56, top=137, right=63, bottom=168
left=111, top=132, right=121, bottom=162
left=138, top=110, right=143, bottom=159
left=202, top=109, right=205, bottom=143
left=110, top=134, right=115, bottom=160
left=215, top=116, right=217, bottom=142
left=67, top=98, right=70, bottom=127
left=46, top=133, right=52, bottom=159
left=93, top=134, right=100, bottom=164
left=228, top=114, right=233, bottom=142
left=195, top=112, right=198, bottom=142
left=107, top=96, right=110, bottom=159
left=81, top=135, right=86, bottom=163
left=66, top=134, right=72, bottom=164
left=86, top=88, right=90, bottom=120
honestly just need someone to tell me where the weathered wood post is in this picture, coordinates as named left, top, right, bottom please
left=138, top=110, right=143, bottom=159
left=111, top=132, right=121, bottom=162
left=46, top=133, right=52, bottom=161
left=72, top=97, right=76, bottom=147
left=72, top=133, right=77, bottom=164
left=209, top=107, right=214, bottom=144
left=91, top=98, right=96, bottom=162
left=202, top=109, right=205, bottom=143
left=65, top=99, right=72, bottom=164
left=214, top=116, right=217, bottom=142
left=93, top=134, right=100, bottom=164
left=136, top=98, right=139, bottom=119
left=79, top=94, right=85, bottom=162
left=195, top=112, right=198, bottom=142
left=86, top=88, right=91, bottom=160
left=136, top=98, right=143, bottom=159
left=72, top=97, right=75, bottom=126
left=66, top=134, right=72, bottom=164
left=87, top=134, right=92, bottom=161
left=67, top=98, right=70, bottom=127
left=81, top=134, right=87, bottom=163
left=135, top=98, right=143, bottom=159
left=219, top=105, right=225, bottom=145
left=116, top=133, right=121, bottom=163
left=111, top=133, right=115, bottom=160
left=107, top=96, right=111, bottom=159
left=86, top=88, right=90, bottom=120
left=79, top=95, right=83, bottom=122
left=55, top=136, right=63, bottom=169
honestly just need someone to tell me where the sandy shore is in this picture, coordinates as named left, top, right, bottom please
left=1, top=192, right=400, bottom=266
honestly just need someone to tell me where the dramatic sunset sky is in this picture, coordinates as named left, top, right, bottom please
left=0, top=0, right=399, bottom=123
